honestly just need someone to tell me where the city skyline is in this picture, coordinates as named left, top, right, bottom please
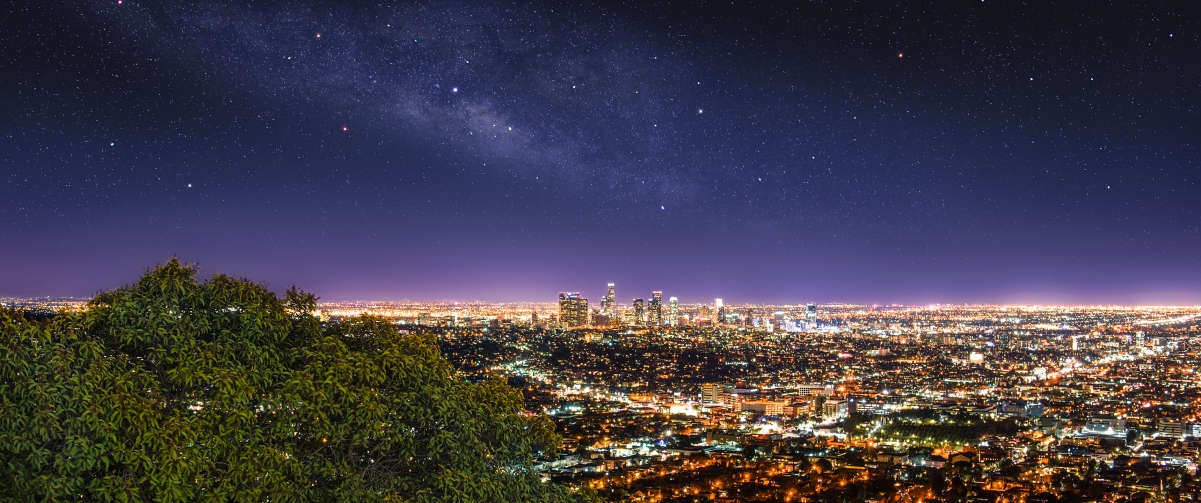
left=7, top=277, right=1201, bottom=309
left=9, top=279, right=1201, bottom=307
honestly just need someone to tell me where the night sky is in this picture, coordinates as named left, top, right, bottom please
left=3, top=1, right=1199, bottom=304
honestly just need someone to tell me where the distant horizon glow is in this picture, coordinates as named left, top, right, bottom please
left=1, top=2, right=1199, bottom=304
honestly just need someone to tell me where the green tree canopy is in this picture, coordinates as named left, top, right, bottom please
left=0, top=260, right=592, bottom=503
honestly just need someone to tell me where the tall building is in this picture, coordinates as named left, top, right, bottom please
left=648, top=291, right=663, bottom=326
left=668, top=297, right=679, bottom=326
left=558, top=292, right=589, bottom=328
left=700, top=383, right=730, bottom=405
left=631, top=298, right=645, bottom=326
left=601, top=283, right=615, bottom=315
left=714, top=298, right=725, bottom=326
left=806, top=303, right=818, bottom=330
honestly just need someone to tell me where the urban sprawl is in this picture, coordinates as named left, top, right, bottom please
left=9, top=290, right=1201, bottom=503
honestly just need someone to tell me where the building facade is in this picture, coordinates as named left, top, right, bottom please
left=649, top=291, right=663, bottom=326
left=558, top=292, right=589, bottom=328
left=601, top=283, right=615, bottom=316
left=630, top=298, right=645, bottom=326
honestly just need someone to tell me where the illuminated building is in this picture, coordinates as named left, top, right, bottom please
left=741, top=400, right=788, bottom=416
left=797, top=384, right=834, bottom=396
left=1159, top=421, right=1187, bottom=438
left=630, top=298, right=645, bottom=326
left=668, top=297, right=679, bottom=325
left=601, top=283, right=615, bottom=316
left=648, top=291, right=663, bottom=326
left=822, top=399, right=848, bottom=419
left=558, top=292, right=589, bottom=328
left=806, top=303, right=817, bottom=330
left=713, top=298, right=724, bottom=326
left=700, top=383, right=730, bottom=405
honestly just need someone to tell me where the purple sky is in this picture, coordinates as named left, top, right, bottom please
left=2, top=1, right=1199, bottom=305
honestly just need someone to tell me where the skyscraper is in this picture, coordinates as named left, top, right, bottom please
left=558, top=292, right=589, bottom=328
left=602, top=283, right=615, bottom=315
left=669, top=297, right=679, bottom=326
left=806, top=303, right=818, bottom=331
left=648, top=291, right=663, bottom=326
left=631, top=298, right=645, bottom=326
left=714, top=298, right=725, bottom=326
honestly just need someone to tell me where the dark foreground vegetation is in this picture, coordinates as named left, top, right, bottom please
left=0, top=259, right=595, bottom=503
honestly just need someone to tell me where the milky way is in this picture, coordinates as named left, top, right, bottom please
left=2, top=1, right=1199, bottom=303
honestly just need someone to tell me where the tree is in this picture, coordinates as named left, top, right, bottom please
left=0, top=260, right=595, bottom=503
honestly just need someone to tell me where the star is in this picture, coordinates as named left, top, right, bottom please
left=6, top=0, right=1191, bottom=304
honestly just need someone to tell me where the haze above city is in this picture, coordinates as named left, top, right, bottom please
left=3, top=1, right=1199, bottom=304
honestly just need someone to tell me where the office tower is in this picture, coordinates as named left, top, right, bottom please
left=589, top=306, right=602, bottom=326
left=558, top=292, right=589, bottom=328
left=602, top=283, right=615, bottom=315
left=669, top=297, right=679, bottom=326
left=806, top=303, right=818, bottom=330
left=700, top=383, right=729, bottom=405
left=648, top=291, right=663, bottom=326
left=631, top=298, right=645, bottom=326
left=714, top=298, right=725, bottom=325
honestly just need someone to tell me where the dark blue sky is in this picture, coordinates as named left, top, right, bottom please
left=2, top=1, right=1199, bottom=304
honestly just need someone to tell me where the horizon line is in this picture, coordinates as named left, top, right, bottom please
left=9, top=296, right=1200, bottom=310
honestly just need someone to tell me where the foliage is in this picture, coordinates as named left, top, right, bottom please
left=0, top=259, right=595, bottom=503
left=869, top=411, right=1019, bottom=446
left=839, top=412, right=876, bottom=434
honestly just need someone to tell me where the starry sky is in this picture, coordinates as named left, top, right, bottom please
left=2, top=1, right=1199, bottom=304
